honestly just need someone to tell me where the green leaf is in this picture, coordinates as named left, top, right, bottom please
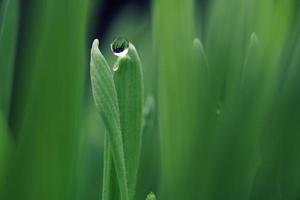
left=8, top=1, right=89, bottom=199
left=0, top=0, right=17, bottom=190
left=0, top=112, right=12, bottom=197
left=154, top=0, right=198, bottom=198
left=0, top=0, right=19, bottom=116
left=113, top=42, right=144, bottom=199
left=90, top=39, right=128, bottom=200
left=102, top=134, right=119, bottom=200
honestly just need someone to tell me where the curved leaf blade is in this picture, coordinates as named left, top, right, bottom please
left=0, top=0, right=19, bottom=116
left=113, top=43, right=144, bottom=200
left=90, top=39, right=128, bottom=200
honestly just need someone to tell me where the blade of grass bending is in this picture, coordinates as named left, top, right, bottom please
left=0, top=0, right=19, bottom=116
left=113, top=42, right=144, bottom=200
left=90, top=39, right=128, bottom=200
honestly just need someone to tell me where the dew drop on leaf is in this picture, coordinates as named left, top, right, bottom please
left=111, top=36, right=129, bottom=57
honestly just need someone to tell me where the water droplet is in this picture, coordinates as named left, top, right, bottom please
left=112, top=64, right=119, bottom=72
left=111, top=36, right=129, bottom=57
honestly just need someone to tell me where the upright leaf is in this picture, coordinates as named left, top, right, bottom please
left=90, top=39, right=128, bottom=200
left=0, top=0, right=19, bottom=116
left=102, top=134, right=119, bottom=200
left=113, top=42, right=144, bottom=199
left=8, top=1, right=88, bottom=199
left=0, top=112, right=12, bottom=198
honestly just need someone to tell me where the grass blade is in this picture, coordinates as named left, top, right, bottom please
left=0, top=0, right=19, bottom=116
left=154, top=0, right=203, bottom=198
left=113, top=42, right=144, bottom=199
left=90, top=39, right=128, bottom=200
left=102, top=134, right=119, bottom=200
left=0, top=0, right=18, bottom=194
left=0, top=112, right=12, bottom=198
left=7, top=1, right=88, bottom=199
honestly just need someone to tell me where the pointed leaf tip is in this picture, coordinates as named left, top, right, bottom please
left=90, top=38, right=129, bottom=200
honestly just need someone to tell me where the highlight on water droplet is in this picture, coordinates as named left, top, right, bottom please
left=112, top=64, right=119, bottom=72
left=111, top=36, right=129, bottom=57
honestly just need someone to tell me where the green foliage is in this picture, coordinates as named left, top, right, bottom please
left=1, top=0, right=89, bottom=199
left=1, top=0, right=300, bottom=200
left=154, top=0, right=300, bottom=199
left=114, top=43, right=144, bottom=199
left=90, top=39, right=129, bottom=200
left=0, top=0, right=18, bottom=197
left=0, top=0, right=18, bottom=116
left=90, top=39, right=144, bottom=200
left=0, top=112, right=12, bottom=197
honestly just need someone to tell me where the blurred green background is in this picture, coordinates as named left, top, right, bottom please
left=1, top=0, right=300, bottom=199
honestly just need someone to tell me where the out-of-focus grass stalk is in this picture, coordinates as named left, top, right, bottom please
left=6, top=0, right=89, bottom=199
left=0, top=0, right=19, bottom=116
left=0, top=112, right=13, bottom=198
left=0, top=0, right=18, bottom=197
left=198, top=1, right=297, bottom=199
left=274, top=29, right=300, bottom=199
left=154, top=0, right=300, bottom=199
left=153, top=0, right=205, bottom=199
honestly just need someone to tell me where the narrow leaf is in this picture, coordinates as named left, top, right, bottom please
left=0, top=0, right=19, bottom=116
left=90, top=39, right=128, bottom=200
left=0, top=112, right=12, bottom=197
left=113, top=42, right=144, bottom=200
left=102, top=134, right=119, bottom=200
